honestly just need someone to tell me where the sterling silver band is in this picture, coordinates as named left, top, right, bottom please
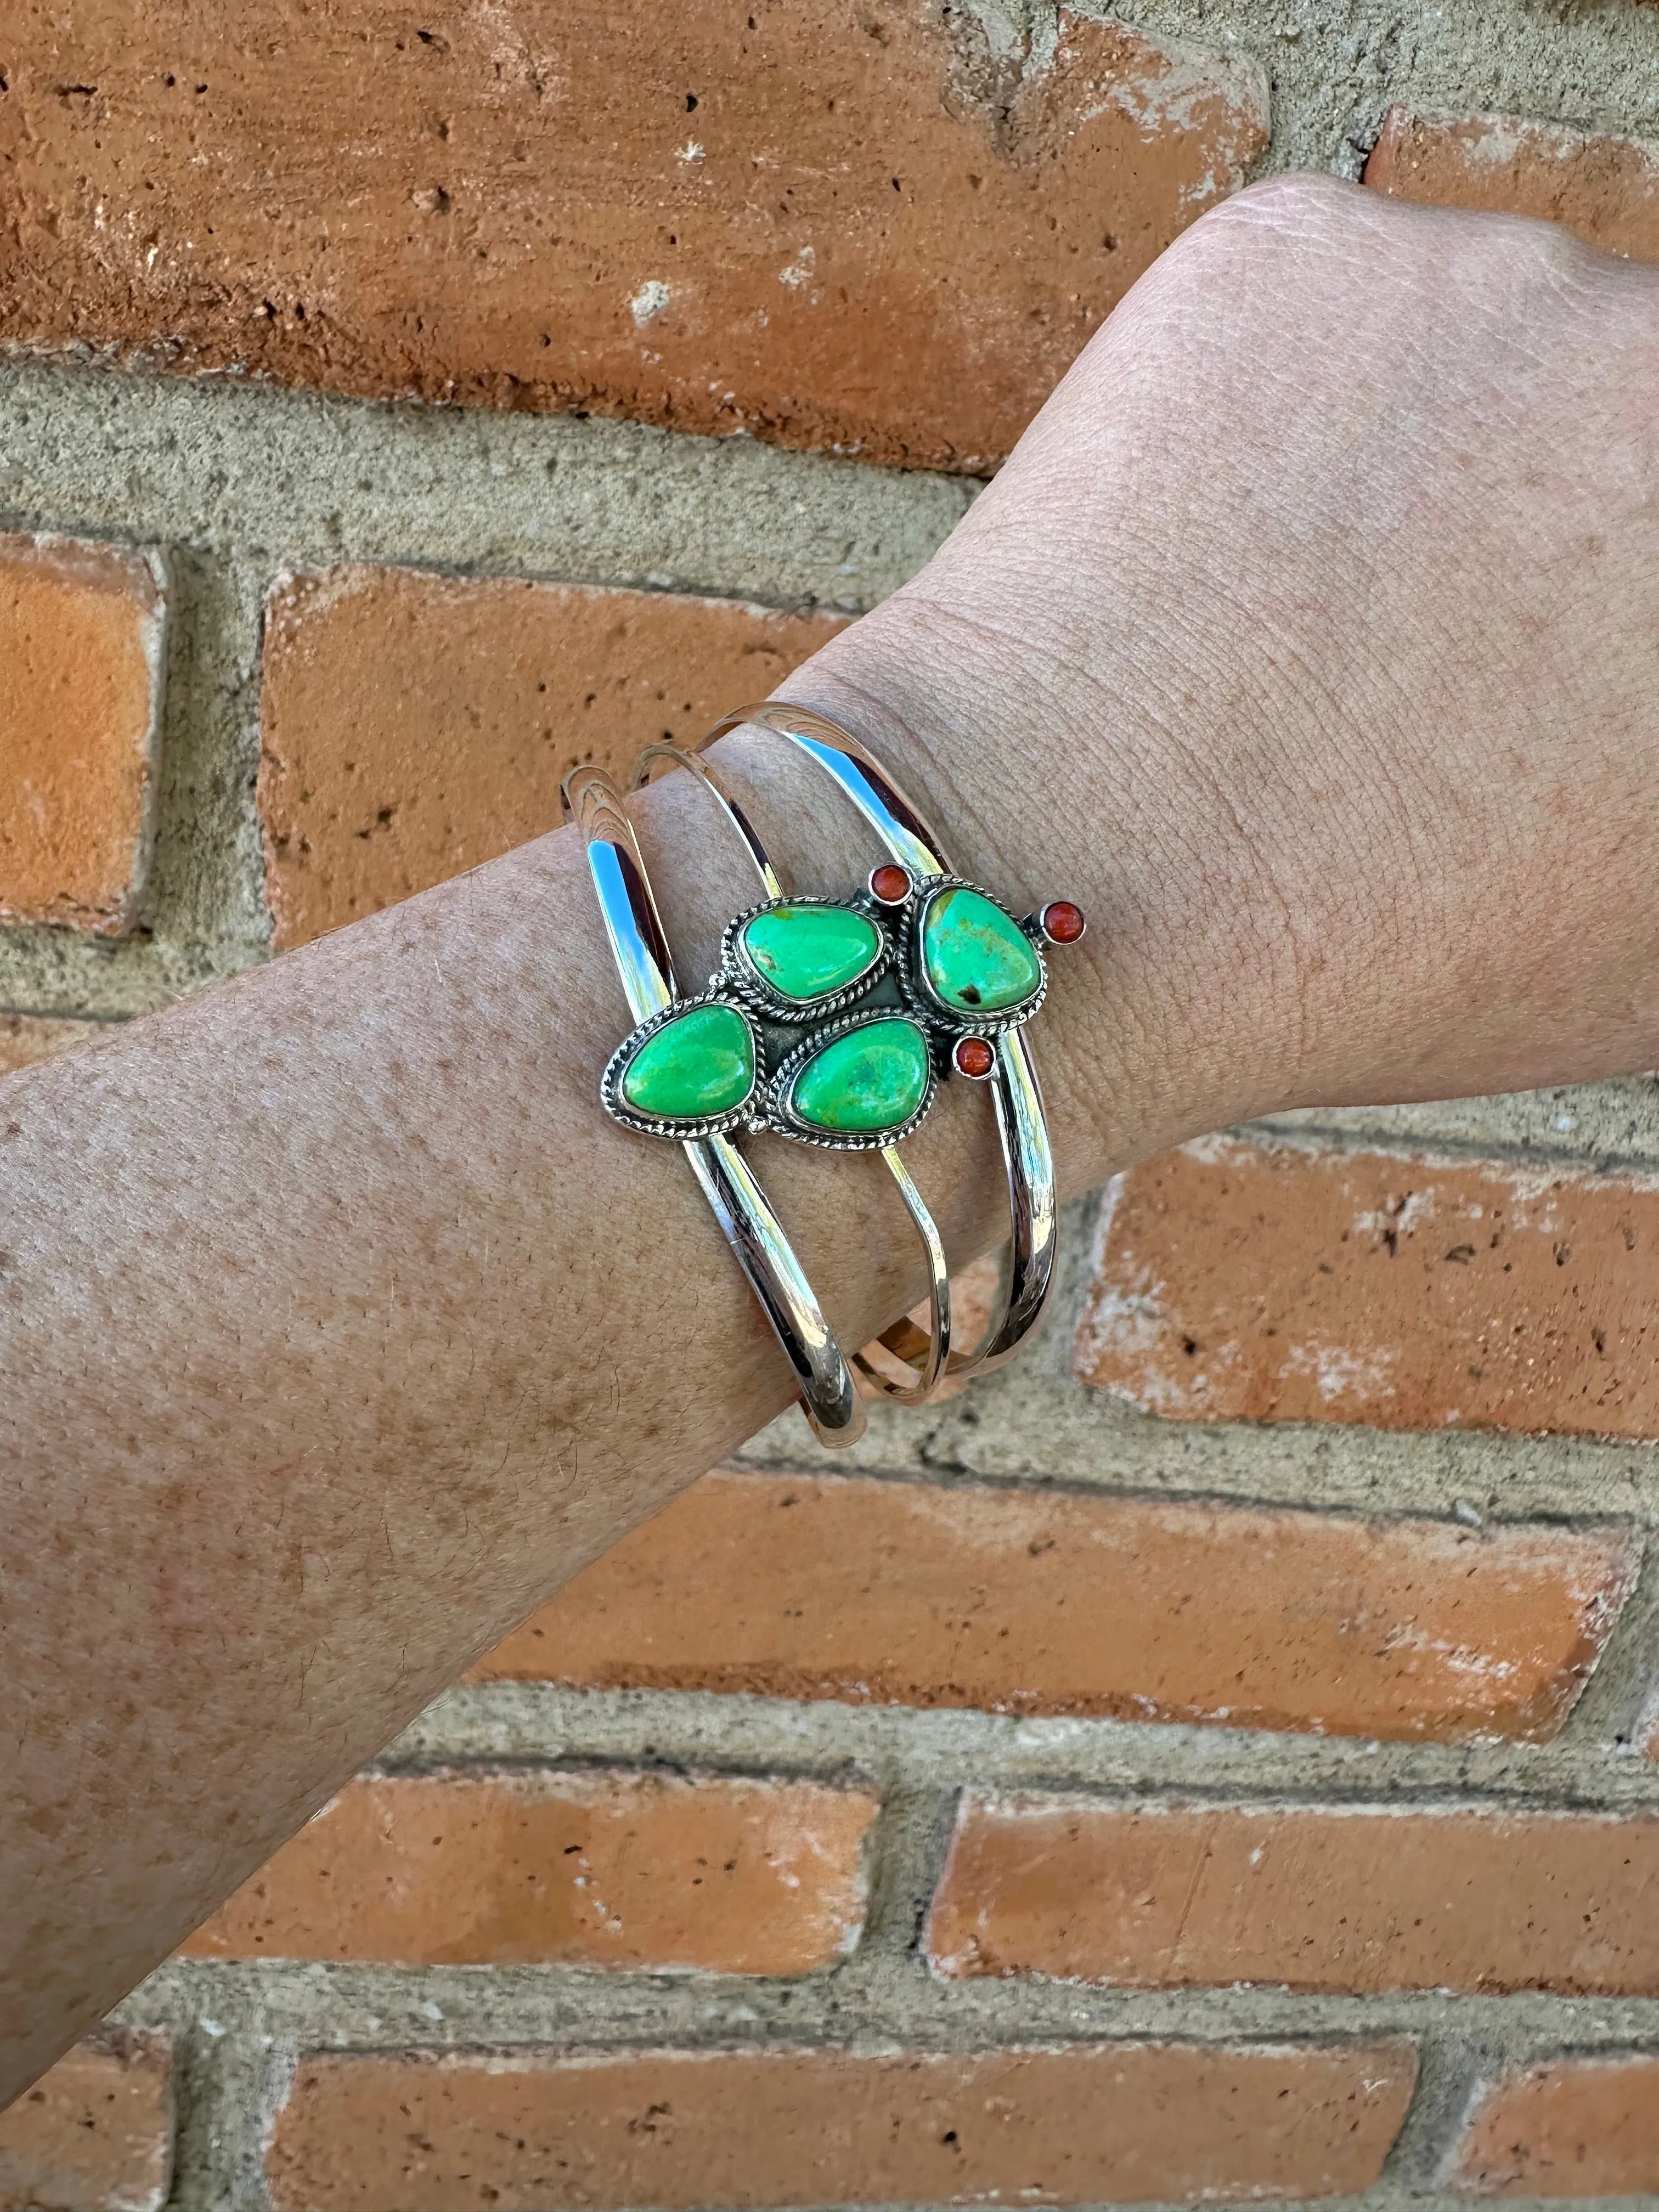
left=697, top=701, right=1059, bottom=1379
left=563, top=763, right=866, bottom=1447
left=636, top=740, right=952, bottom=1404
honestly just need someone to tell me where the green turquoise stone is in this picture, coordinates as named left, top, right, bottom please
left=921, top=886, right=1042, bottom=1014
left=791, top=1018, right=930, bottom=1135
left=621, top=1002, right=754, bottom=1121
left=741, top=904, right=882, bottom=1002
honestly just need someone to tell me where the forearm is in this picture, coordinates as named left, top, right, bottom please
left=0, top=586, right=1252, bottom=2092
left=14, top=169, right=1659, bottom=2098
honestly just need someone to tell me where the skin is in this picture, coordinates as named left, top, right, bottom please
left=7, top=174, right=1659, bottom=2096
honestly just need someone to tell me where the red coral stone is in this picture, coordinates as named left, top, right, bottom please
left=1041, top=899, right=1086, bottom=945
left=868, top=864, right=912, bottom=906
left=953, top=1036, right=995, bottom=1079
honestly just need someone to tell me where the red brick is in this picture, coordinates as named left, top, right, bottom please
left=0, top=1015, right=104, bottom=1074
left=0, top=533, right=165, bottom=935
left=266, top=2042, right=1415, bottom=2211
left=1453, top=2056, right=1659, bottom=2197
left=471, top=1468, right=1630, bottom=1745
left=258, top=568, right=846, bottom=949
left=1077, top=1137, right=1659, bottom=1438
left=0, top=2034, right=172, bottom=2212
left=0, top=6, right=1266, bottom=471
left=929, top=1796, right=1659, bottom=1996
left=180, top=1768, right=874, bottom=1973
left=1366, top=106, right=1659, bottom=261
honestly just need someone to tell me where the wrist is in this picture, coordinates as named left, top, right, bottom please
left=768, top=586, right=1311, bottom=1192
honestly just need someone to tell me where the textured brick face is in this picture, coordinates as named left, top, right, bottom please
left=265, top=2042, right=1415, bottom=2211
left=0, top=2036, right=172, bottom=2212
left=0, top=533, right=165, bottom=935
left=471, top=1468, right=1632, bottom=1744
left=1454, top=2056, right=1659, bottom=2197
left=0, top=1015, right=103, bottom=1074
left=179, top=1769, right=875, bottom=1973
left=929, top=1797, right=1659, bottom=1995
left=0, top=5, right=1266, bottom=470
left=1366, top=107, right=1659, bottom=262
left=1077, top=1138, right=1659, bottom=1437
left=258, top=568, right=845, bottom=947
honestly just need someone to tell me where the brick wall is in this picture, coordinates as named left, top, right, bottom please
left=7, top=2, right=1659, bottom=2207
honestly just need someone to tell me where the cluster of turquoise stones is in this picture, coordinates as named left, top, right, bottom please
left=613, top=880, right=1044, bottom=1143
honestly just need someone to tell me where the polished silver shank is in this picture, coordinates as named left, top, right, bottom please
left=696, top=702, right=1059, bottom=1378
left=636, top=740, right=953, bottom=1406
left=564, top=763, right=865, bottom=1447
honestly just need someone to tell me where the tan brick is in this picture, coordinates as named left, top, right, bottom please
left=470, top=1467, right=1630, bottom=1745
left=0, top=2034, right=172, bottom=2212
left=0, top=1015, right=105, bottom=1074
left=1366, top=106, right=1659, bottom=261
left=180, top=1768, right=874, bottom=1973
left=929, top=1796, right=1659, bottom=1995
left=0, top=7, right=1266, bottom=472
left=1077, top=1137, right=1659, bottom=1438
left=266, top=2042, right=1415, bottom=2211
left=258, top=568, right=846, bottom=948
left=1453, top=2056, right=1659, bottom=2197
left=0, top=533, right=165, bottom=935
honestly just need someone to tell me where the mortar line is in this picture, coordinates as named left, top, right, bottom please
left=1556, top=1528, right=1659, bottom=1752
left=1372, top=2022, right=1492, bottom=2194
left=720, top=1447, right=1657, bottom=1532
left=1244, top=1107, right=1659, bottom=1181
left=385, top=1684, right=1659, bottom=1812
left=114, top=1955, right=1659, bottom=2057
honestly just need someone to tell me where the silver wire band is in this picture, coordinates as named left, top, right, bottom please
left=697, top=701, right=1058, bottom=1378
left=563, top=763, right=866, bottom=1447
left=636, top=741, right=952, bottom=1404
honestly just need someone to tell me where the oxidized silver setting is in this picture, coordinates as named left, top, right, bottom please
left=761, top=1008, right=939, bottom=1153
left=599, top=989, right=763, bottom=1140
left=717, top=893, right=894, bottom=1024
left=601, top=864, right=1071, bottom=1153
left=899, top=872, right=1051, bottom=1039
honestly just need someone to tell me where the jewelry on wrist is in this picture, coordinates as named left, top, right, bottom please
left=562, top=761, right=866, bottom=1448
left=567, top=701, right=1085, bottom=1445
left=634, top=738, right=952, bottom=1407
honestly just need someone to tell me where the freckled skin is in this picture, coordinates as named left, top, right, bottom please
left=12, top=178, right=1659, bottom=2096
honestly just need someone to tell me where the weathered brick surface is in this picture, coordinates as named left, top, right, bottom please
left=0, top=6, right=1265, bottom=471
left=1366, top=106, right=1659, bottom=262
left=180, top=1769, right=874, bottom=1973
left=1077, top=1137, right=1659, bottom=1438
left=929, top=1797, right=1659, bottom=1995
left=0, top=1014, right=103, bottom=1073
left=258, top=568, right=845, bottom=948
left=472, top=1468, right=1630, bottom=1744
left=0, top=533, right=165, bottom=935
left=1453, top=2055, right=1659, bottom=2197
left=266, top=2042, right=1415, bottom=2211
left=0, top=2035, right=171, bottom=2212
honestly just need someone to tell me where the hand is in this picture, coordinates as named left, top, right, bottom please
left=777, top=172, right=1659, bottom=1192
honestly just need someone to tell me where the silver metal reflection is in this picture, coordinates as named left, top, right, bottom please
left=635, top=741, right=953, bottom=1407
left=565, top=764, right=865, bottom=1448
left=696, top=703, right=1060, bottom=1381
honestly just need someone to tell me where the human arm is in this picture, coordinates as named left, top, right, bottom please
left=9, top=174, right=1659, bottom=2097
